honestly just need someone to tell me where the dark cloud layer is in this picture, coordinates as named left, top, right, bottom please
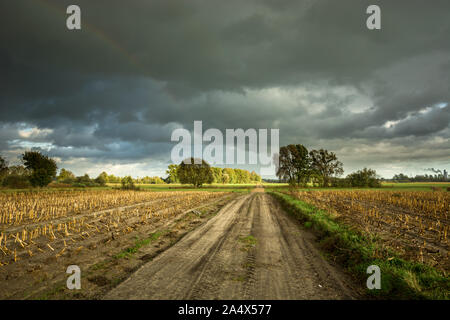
left=0, top=0, right=449, bottom=177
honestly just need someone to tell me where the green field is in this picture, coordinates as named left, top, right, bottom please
left=1, top=181, right=449, bottom=194
left=266, top=182, right=450, bottom=192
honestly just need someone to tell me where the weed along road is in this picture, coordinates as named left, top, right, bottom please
left=104, top=190, right=360, bottom=299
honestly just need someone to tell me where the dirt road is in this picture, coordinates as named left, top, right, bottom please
left=104, top=192, right=361, bottom=299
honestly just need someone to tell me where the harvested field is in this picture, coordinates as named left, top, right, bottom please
left=0, top=190, right=232, bottom=298
left=285, top=190, right=450, bottom=272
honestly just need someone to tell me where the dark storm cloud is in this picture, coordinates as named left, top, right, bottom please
left=0, top=0, right=449, bottom=176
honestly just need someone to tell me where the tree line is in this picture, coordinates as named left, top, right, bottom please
left=57, top=170, right=165, bottom=187
left=0, top=152, right=261, bottom=189
left=392, top=171, right=449, bottom=183
left=0, top=151, right=166, bottom=189
left=166, top=161, right=262, bottom=186
left=0, top=147, right=386, bottom=189
left=276, top=144, right=381, bottom=188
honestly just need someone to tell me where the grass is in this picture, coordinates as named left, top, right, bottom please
left=2, top=181, right=448, bottom=194
left=37, top=282, right=67, bottom=300
left=269, top=191, right=450, bottom=300
left=114, top=231, right=165, bottom=259
left=239, top=235, right=257, bottom=251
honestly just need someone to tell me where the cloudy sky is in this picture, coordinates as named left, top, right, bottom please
left=1, top=0, right=449, bottom=179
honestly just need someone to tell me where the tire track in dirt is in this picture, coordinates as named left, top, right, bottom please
left=104, top=192, right=363, bottom=299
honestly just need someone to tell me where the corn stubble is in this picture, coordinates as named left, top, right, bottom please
left=287, top=189, right=449, bottom=271
left=0, top=190, right=227, bottom=266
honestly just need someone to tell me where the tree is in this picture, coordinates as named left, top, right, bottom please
left=140, top=176, right=165, bottom=184
left=57, top=168, right=76, bottom=183
left=211, top=167, right=223, bottom=184
left=121, top=176, right=136, bottom=189
left=222, top=168, right=236, bottom=184
left=107, top=174, right=120, bottom=183
left=309, top=149, right=344, bottom=187
left=236, top=169, right=251, bottom=183
left=392, top=173, right=410, bottom=182
left=166, top=164, right=179, bottom=183
left=95, top=172, right=108, bottom=186
left=177, top=158, right=214, bottom=187
left=276, top=144, right=311, bottom=186
left=22, top=151, right=57, bottom=187
left=77, top=174, right=91, bottom=183
left=0, top=156, right=7, bottom=183
left=250, top=171, right=261, bottom=182
left=93, top=171, right=109, bottom=186
left=347, top=168, right=381, bottom=188
left=97, top=171, right=109, bottom=183
left=7, top=165, right=30, bottom=176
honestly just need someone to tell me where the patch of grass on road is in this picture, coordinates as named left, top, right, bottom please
left=239, top=235, right=257, bottom=252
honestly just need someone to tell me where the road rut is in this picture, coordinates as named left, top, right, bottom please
left=104, top=192, right=361, bottom=299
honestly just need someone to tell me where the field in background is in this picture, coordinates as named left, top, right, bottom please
left=266, top=182, right=450, bottom=192
left=1, top=181, right=449, bottom=194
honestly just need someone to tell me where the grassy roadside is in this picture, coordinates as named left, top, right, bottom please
left=269, top=191, right=449, bottom=300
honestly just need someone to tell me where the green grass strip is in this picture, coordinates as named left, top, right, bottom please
left=269, top=191, right=449, bottom=300
left=114, top=231, right=164, bottom=259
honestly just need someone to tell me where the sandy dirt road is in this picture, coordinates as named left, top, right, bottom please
left=105, top=192, right=362, bottom=299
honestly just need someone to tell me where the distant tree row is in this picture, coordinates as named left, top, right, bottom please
left=392, top=171, right=449, bottom=182
left=57, top=170, right=108, bottom=187
left=166, top=161, right=262, bottom=186
left=276, top=144, right=381, bottom=188
left=0, top=151, right=167, bottom=189
left=57, top=170, right=165, bottom=187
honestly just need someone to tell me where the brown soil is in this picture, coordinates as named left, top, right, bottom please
left=105, top=192, right=363, bottom=299
left=289, top=190, right=449, bottom=271
left=0, top=193, right=236, bottom=299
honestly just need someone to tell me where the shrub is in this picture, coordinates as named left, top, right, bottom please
left=121, top=176, right=138, bottom=190
left=346, top=168, right=381, bottom=188
left=2, top=175, right=31, bottom=189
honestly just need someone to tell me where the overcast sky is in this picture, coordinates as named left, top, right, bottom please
left=1, top=0, right=449, bottom=178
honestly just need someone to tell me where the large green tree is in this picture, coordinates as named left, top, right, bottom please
left=57, top=168, right=76, bottom=183
left=222, top=168, right=236, bottom=184
left=22, top=151, right=57, bottom=187
left=121, top=176, right=136, bottom=189
left=276, top=144, right=311, bottom=186
left=95, top=171, right=109, bottom=186
left=178, top=158, right=213, bottom=187
left=309, top=149, right=344, bottom=187
left=166, top=164, right=180, bottom=183
left=211, top=167, right=223, bottom=183
left=347, top=168, right=381, bottom=187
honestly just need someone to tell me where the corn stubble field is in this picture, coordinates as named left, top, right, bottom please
left=0, top=186, right=448, bottom=299
left=285, top=189, right=449, bottom=272
left=0, top=190, right=228, bottom=268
